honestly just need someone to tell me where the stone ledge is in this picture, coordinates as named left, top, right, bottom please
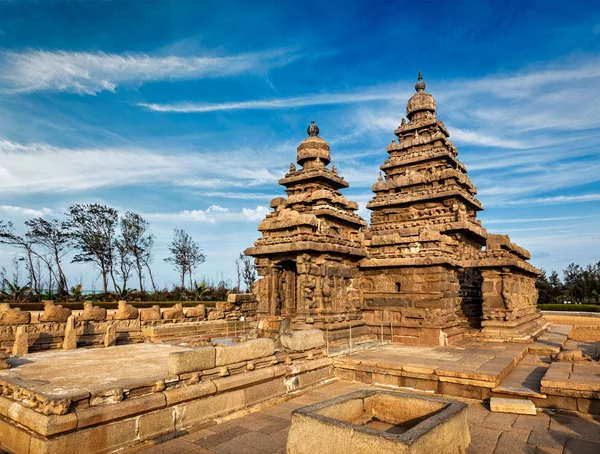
left=215, top=338, right=275, bottom=366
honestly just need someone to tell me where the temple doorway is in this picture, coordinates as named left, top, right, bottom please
left=458, top=268, right=483, bottom=330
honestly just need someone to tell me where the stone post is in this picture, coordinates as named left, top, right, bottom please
left=0, top=352, right=9, bottom=370
left=63, top=315, right=77, bottom=350
left=104, top=323, right=116, bottom=347
left=12, top=326, right=28, bottom=356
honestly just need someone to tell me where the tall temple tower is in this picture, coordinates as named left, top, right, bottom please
left=359, top=72, right=547, bottom=344
left=245, top=122, right=369, bottom=338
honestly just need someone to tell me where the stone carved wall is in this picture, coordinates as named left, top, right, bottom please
left=0, top=296, right=258, bottom=354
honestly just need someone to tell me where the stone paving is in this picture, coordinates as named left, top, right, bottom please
left=333, top=340, right=528, bottom=386
left=134, top=380, right=600, bottom=454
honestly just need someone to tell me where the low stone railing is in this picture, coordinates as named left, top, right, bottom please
left=0, top=294, right=258, bottom=356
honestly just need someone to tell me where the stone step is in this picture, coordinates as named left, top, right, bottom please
left=492, top=354, right=551, bottom=398
left=490, top=397, right=537, bottom=415
left=528, top=324, right=571, bottom=355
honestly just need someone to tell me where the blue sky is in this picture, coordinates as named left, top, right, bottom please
left=0, top=0, right=599, bottom=289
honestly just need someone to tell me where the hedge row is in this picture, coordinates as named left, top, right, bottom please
left=12, top=301, right=220, bottom=311
left=538, top=304, right=600, bottom=313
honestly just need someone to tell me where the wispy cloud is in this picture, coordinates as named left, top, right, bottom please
left=0, top=49, right=299, bottom=95
left=139, top=91, right=406, bottom=113
left=483, top=214, right=600, bottom=224
left=485, top=193, right=600, bottom=207
left=0, top=138, right=291, bottom=194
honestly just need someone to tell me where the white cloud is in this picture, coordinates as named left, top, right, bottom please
left=206, top=205, right=228, bottom=212
left=0, top=49, right=298, bottom=95
left=242, top=205, right=270, bottom=221
left=0, top=205, right=53, bottom=217
left=146, top=205, right=270, bottom=224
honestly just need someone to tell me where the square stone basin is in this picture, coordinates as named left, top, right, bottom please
left=287, top=390, right=470, bottom=454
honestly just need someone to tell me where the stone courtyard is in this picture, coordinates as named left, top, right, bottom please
left=133, top=380, right=600, bottom=454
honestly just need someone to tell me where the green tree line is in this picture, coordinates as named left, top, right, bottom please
left=537, top=261, right=600, bottom=304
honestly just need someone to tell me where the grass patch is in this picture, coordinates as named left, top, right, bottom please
left=538, top=304, right=600, bottom=312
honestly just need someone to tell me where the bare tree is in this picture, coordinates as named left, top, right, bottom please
left=240, top=254, right=256, bottom=292
left=67, top=204, right=118, bottom=293
left=0, top=221, right=42, bottom=295
left=164, top=229, right=206, bottom=289
left=234, top=254, right=242, bottom=292
left=0, top=267, right=6, bottom=292
left=25, top=218, right=71, bottom=296
left=120, top=212, right=155, bottom=293
left=114, top=236, right=134, bottom=294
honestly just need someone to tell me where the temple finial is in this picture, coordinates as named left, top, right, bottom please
left=307, top=120, right=320, bottom=137
left=415, top=70, right=426, bottom=92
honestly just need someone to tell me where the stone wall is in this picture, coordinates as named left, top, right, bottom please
left=361, top=265, right=463, bottom=345
left=0, top=295, right=258, bottom=354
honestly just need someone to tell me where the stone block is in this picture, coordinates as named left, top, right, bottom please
left=31, top=417, right=138, bottom=454
left=104, top=323, right=116, bottom=347
left=490, top=397, right=536, bottom=415
left=63, top=315, right=77, bottom=350
left=6, top=401, right=77, bottom=436
left=168, top=347, right=216, bottom=375
left=164, top=380, right=217, bottom=406
left=12, top=325, right=28, bottom=356
left=174, top=389, right=245, bottom=429
left=214, top=366, right=281, bottom=394
left=139, top=407, right=176, bottom=440
left=296, top=367, right=333, bottom=389
left=162, top=303, right=184, bottom=320
left=0, top=303, right=31, bottom=325
left=215, top=338, right=275, bottom=367
left=185, top=304, right=206, bottom=319
left=78, top=302, right=107, bottom=322
left=113, top=301, right=138, bottom=320
left=280, top=329, right=325, bottom=352
left=208, top=309, right=225, bottom=320
left=243, top=377, right=287, bottom=405
left=139, top=305, right=161, bottom=321
left=76, top=393, right=166, bottom=429
left=39, top=301, right=71, bottom=323
left=0, top=417, right=32, bottom=454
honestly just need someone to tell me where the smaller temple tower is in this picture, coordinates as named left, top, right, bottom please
left=245, top=122, right=368, bottom=339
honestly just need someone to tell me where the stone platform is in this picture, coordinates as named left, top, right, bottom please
left=332, top=341, right=528, bottom=400
left=1, top=343, right=180, bottom=403
left=0, top=338, right=332, bottom=454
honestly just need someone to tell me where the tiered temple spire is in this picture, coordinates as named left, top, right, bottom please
left=245, top=122, right=367, bottom=332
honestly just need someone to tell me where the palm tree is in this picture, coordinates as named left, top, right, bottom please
left=189, top=280, right=210, bottom=302
left=0, top=280, right=32, bottom=303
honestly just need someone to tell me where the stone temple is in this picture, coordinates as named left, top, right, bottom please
left=2, top=73, right=600, bottom=454
left=246, top=72, right=548, bottom=346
